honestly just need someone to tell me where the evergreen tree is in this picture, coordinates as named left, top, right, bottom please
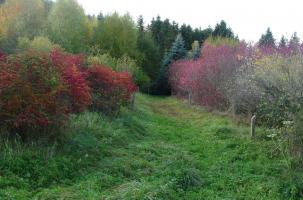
left=137, top=15, right=144, bottom=49
left=136, top=16, right=161, bottom=81
left=153, top=33, right=186, bottom=95
left=289, top=32, right=300, bottom=45
left=97, top=12, right=104, bottom=21
left=148, top=16, right=179, bottom=55
left=213, top=20, right=234, bottom=38
left=180, top=24, right=193, bottom=49
left=169, top=33, right=187, bottom=60
left=137, top=15, right=144, bottom=34
left=193, top=27, right=213, bottom=45
left=258, top=28, right=276, bottom=48
left=279, top=35, right=287, bottom=48
left=289, top=32, right=300, bottom=52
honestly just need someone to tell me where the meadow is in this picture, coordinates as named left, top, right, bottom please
left=0, top=94, right=297, bottom=199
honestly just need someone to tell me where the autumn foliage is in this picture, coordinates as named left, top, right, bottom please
left=0, top=50, right=137, bottom=137
left=169, top=37, right=303, bottom=129
left=88, top=65, right=137, bottom=114
left=0, top=51, right=69, bottom=135
left=50, top=50, right=91, bottom=112
left=170, top=38, right=246, bottom=109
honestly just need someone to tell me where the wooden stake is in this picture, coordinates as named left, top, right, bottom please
left=188, top=92, right=192, bottom=105
left=251, top=115, right=256, bottom=138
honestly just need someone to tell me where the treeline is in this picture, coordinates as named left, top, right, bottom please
left=0, top=0, right=237, bottom=94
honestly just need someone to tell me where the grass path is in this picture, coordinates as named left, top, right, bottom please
left=1, top=94, right=291, bottom=199
left=122, top=95, right=286, bottom=200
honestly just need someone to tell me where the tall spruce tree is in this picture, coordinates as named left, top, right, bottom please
left=279, top=35, right=287, bottom=48
left=289, top=32, right=300, bottom=52
left=153, top=33, right=186, bottom=95
left=180, top=24, right=193, bottom=49
left=136, top=15, right=161, bottom=81
left=212, top=20, right=235, bottom=38
left=258, top=28, right=276, bottom=48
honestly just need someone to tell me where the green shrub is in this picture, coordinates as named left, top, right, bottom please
left=17, top=36, right=61, bottom=53
left=88, top=53, right=150, bottom=89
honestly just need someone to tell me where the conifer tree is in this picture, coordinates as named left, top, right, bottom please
left=258, top=28, right=276, bottom=48
left=212, top=20, right=235, bottom=38
left=279, top=35, right=287, bottom=48
left=153, top=33, right=186, bottom=95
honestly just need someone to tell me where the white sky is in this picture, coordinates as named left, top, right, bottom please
left=77, top=0, right=303, bottom=43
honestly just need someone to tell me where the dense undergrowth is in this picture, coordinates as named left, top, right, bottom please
left=0, top=94, right=301, bottom=199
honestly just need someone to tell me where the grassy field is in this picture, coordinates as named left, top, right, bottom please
left=0, top=94, right=299, bottom=199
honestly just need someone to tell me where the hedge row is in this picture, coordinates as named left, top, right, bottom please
left=0, top=49, right=137, bottom=138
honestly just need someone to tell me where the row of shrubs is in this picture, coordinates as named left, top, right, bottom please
left=0, top=49, right=137, bottom=139
left=169, top=37, right=303, bottom=127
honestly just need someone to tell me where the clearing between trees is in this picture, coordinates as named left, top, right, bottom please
left=1, top=94, right=294, bottom=199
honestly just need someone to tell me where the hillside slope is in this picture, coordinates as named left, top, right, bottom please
left=0, top=94, right=294, bottom=199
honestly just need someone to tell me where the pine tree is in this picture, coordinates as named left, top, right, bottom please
left=289, top=32, right=300, bottom=52
left=258, top=28, right=276, bottom=48
left=212, top=20, right=235, bottom=38
left=279, top=35, right=287, bottom=48
left=137, top=15, right=144, bottom=49
left=180, top=24, right=193, bottom=49
left=136, top=15, right=161, bottom=81
left=289, top=32, right=300, bottom=45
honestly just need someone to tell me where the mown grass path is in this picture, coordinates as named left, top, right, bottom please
left=1, top=95, right=290, bottom=199
left=120, top=95, right=286, bottom=200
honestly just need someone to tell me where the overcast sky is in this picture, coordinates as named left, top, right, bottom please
left=77, top=0, right=303, bottom=43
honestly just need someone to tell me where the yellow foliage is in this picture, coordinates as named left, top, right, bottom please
left=205, top=36, right=239, bottom=47
left=0, top=1, right=21, bottom=40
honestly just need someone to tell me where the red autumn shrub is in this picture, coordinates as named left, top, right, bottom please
left=0, top=51, right=6, bottom=61
left=87, top=64, right=137, bottom=114
left=0, top=51, right=69, bottom=137
left=50, top=50, right=91, bottom=112
left=169, top=39, right=246, bottom=110
left=0, top=49, right=93, bottom=138
left=0, top=49, right=137, bottom=137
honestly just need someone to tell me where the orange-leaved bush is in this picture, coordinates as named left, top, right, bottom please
left=87, top=64, right=137, bottom=114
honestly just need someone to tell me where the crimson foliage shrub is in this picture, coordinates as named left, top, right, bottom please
left=0, top=51, right=69, bottom=137
left=50, top=50, right=91, bottom=112
left=0, top=51, right=6, bottom=61
left=0, top=49, right=137, bottom=138
left=87, top=64, right=137, bottom=114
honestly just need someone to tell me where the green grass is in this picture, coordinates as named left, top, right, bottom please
left=0, top=94, right=301, bottom=199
